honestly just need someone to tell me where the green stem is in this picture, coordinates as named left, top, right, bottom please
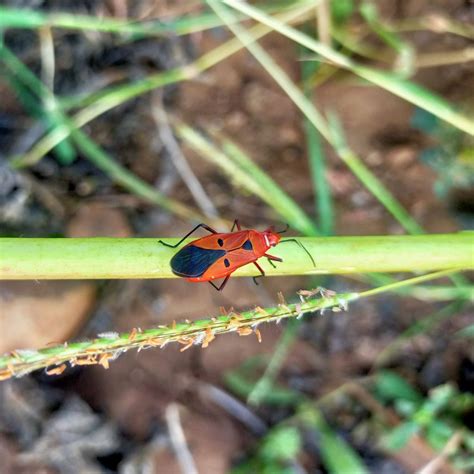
left=0, top=234, right=471, bottom=279
left=1, top=289, right=357, bottom=379
left=247, top=319, right=300, bottom=406
left=358, top=268, right=471, bottom=298
left=0, top=269, right=463, bottom=379
left=0, top=2, right=300, bottom=37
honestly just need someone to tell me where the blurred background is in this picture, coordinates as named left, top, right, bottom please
left=0, top=0, right=473, bottom=473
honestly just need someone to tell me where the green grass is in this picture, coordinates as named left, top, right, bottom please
left=7, top=2, right=315, bottom=168
left=223, top=0, right=474, bottom=136
left=175, top=122, right=320, bottom=236
left=302, top=55, right=334, bottom=236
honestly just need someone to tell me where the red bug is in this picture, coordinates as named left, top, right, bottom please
left=159, top=220, right=315, bottom=291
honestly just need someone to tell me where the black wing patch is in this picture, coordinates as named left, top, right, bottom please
left=171, top=245, right=226, bottom=278
left=242, top=239, right=253, bottom=251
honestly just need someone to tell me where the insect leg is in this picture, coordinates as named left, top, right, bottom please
left=230, top=219, right=242, bottom=232
left=252, top=261, right=265, bottom=286
left=209, top=275, right=230, bottom=291
left=264, top=253, right=283, bottom=263
left=159, top=223, right=218, bottom=248
left=265, top=254, right=282, bottom=268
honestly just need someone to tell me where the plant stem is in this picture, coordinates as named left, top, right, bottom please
left=1, top=289, right=357, bottom=379
left=0, top=269, right=464, bottom=379
left=0, top=234, right=471, bottom=280
left=0, top=3, right=300, bottom=37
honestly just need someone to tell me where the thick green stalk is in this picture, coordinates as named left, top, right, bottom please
left=0, top=234, right=471, bottom=279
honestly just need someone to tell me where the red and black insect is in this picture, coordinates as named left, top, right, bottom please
left=159, top=220, right=315, bottom=291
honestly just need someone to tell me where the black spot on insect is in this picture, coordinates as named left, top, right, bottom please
left=224, top=258, right=230, bottom=268
left=242, top=240, right=253, bottom=251
left=218, top=238, right=224, bottom=247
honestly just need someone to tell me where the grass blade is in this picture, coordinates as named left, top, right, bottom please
left=8, top=2, right=315, bottom=168
left=175, top=122, right=319, bottom=236
left=298, top=404, right=369, bottom=474
left=207, top=0, right=424, bottom=235
left=223, top=0, right=474, bottom=136
left=327, top=113, right=424, bottom=234
left=373, top=302, right=463, bottom=368
left=0, top=44, right=206, bottom=222
left=302, top=55, right=333, bottom=235
left=247, top=319, right=300, bottom=406
left=0, top=39, right=76, bottom=164
left=0, top=2, right=304, bottom=38
left=69, top=128, right=205, bottom=222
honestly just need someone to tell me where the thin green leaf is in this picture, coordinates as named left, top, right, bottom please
left=9, top=2, right=315, bottom=167
left=298, top=404, right=369, bottom=474
left=382, top=421, right=420, bottom=451
left=327, top=113, right=424, bottom=234
left=373, top=302, right=463, bottom=368
left=69, top=128, right=205, bottom=221
left=0, top=2, right=302, bottom=37
left=224, top=0, right=474, bottom=136
left=247, top=319, right=300, bottom=406
left=301, top=50, right=333, bottom=235
left=260, top=426, right=302, bottom=462
left=360, top=1, right=415, bottom=76
left=455, top=324, right=474, bottom=338
left=374, top=370, right=423, bottom=404
left=0, top=41, right=76, bottom=164
left=225, top=371, right=301, bottom=406
left=0, top=44, right=206, bottom=222
left=175, top=122, right=319, bottom=236
left=331, top=0, right=355, bottom=25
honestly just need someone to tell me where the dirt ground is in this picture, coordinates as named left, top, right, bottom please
left=0, top=0, right=473, bottom=473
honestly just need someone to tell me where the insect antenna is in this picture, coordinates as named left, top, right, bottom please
left=279, top=238, right=315, bottom=267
